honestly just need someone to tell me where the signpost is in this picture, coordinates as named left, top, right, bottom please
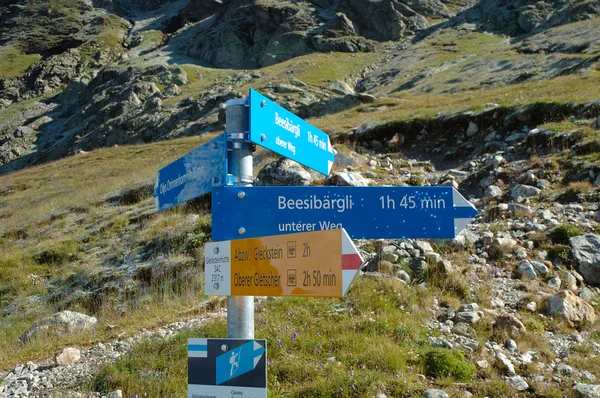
left=204, top=228, right=363, bottom=297
left=212, top=186, right=478, bottom=241
left=154, top=134, right=228, bottom=212
left=248, top=89, right=335, bottom=175
left=151, top=88, right=480, bottom=397
left=188, top=338, right=266, bottom=398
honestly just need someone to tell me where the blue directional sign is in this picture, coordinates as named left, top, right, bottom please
left=188, top=338, right=266, bottom=398
left=154, top=134, right=227, bottom=212
left=249, top=89, right=335, bottom=175
left=212, top=186, right=478, bottom=241
left=216, top=340, right=266, bottom=385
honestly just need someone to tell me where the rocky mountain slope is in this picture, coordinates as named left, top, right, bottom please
left=1, top=0, right=600, bottom=397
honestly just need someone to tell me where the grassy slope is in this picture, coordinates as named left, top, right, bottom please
left=0, top=135, right=218, bottom=367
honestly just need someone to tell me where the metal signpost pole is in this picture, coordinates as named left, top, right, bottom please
left=225, top=97, right=254, bottom=339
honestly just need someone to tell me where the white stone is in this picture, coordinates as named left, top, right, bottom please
left=509, top=375, right=529, bottom=391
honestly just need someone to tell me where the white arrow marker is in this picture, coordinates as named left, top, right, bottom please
left=342, top=228, right=364, bottom=296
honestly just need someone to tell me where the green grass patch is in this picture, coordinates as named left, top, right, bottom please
left=424, top=348, right=475, bottom=382
left=0, top=45, right=42, bottom=78
left=548, top=224, right=583, bottom=244
left=90, top=277, right=438, bottom=397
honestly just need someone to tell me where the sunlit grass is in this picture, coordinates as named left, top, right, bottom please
left=0, top=45, right=41, bottom=78
left=0, top=134, right=217, bottom=232
left=309, top=70, right=600, bottom=134
left=91, top=277, right=444, bottom=397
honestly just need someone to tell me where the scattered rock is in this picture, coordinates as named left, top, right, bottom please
left=466, top=122, right=478, bottom=137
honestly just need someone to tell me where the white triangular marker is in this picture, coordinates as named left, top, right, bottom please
left=341, top=229, right=364, bottom=296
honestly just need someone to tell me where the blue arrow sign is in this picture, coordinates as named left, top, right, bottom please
left=216, top=340, right=266, bottom=385
left=154, top=134, right=228, bottom=212
left=212, top=186, right=478, bottom=240
left=249, top=89, right=335, bottom=175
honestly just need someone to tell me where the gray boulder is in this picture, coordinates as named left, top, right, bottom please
left=327, top=172, right=370, bottom=186
left=485, top=185, right=502, bottom=198
left=570, top=234, right=600, bottom=286
left=327, top=80, right=355, bottom=96
left=256, top=158, right=313, bottom=186
left=402, top=0, right=453, bottom=19
left=510, top=184, right=541, bottom=201
left=546, top=290, right=596, bottom=327
left=422, top=389, right=449, bottom=398
left=454, top=311, right=481, bottom=324
left=19, top=311, right=97, bottom=342
left=517, top=260, right=538, bottom=280
left=573, top=383, right=600, bottom=398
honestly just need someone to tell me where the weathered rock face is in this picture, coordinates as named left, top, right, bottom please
left=0, top=63, right=234, bottom=173
left=184, top=1, right=315, bottom=68
left=19, top=311, right=97, bottom=342
left=469, top=0, right=600, bottom=36
left=570, top=234, right=600, bottom=286
left=546, top=290, right=596, bottom=327
left=181, top=0, right=443, bottom=68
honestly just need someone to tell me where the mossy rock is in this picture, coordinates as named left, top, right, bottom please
left=424, top=348, right=476, bottom=382
left=548, top=224, right=582, bottom=244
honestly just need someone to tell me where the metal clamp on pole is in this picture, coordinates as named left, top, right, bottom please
left=225, top=96, right=255, bottom=339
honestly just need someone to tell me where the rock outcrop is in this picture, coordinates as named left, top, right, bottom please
left=19, top=311, right=98, bottom=342
left=570, top=234, right=600, bottom=286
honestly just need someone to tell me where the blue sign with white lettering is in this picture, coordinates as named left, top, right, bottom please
left=154, top=134, right=228, bottom=212
left=249, top=89, right=335, bottom=176
left=212, top=186, right=478, bottom=241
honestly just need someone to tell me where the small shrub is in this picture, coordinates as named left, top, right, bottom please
left=32, top=240, right=79, bottom=265
left=472, top=379, right=519, bottom=397
left=547, top=244, right=573, bottom=264
left=423, top=263, right=470, bottom=299
left=424, top=348, right=476, bottom=382
left=549, top=224, right=582, bottom=244
left=558, top=182, right=592, bottom=203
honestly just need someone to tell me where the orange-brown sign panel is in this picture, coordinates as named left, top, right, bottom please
left=204, top=229, right=363, bottom=298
